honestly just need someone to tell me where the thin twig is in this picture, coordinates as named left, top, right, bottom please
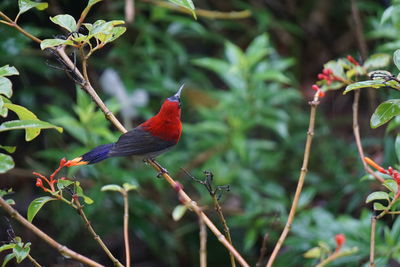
left=353, top=91, right=384, bottom=183
left=26, top=254, right=42, bottom=267
left=315, top=247, right=359, bottom=267
left=211, top=194, right=236, bottom=267
left=266, top=94, right=321, bottom=267
left=0, top=12, right=41, bottom=44
left=369, top=216, right=376, bottom=267
left=256, top=233, right=269, bottom=267
left=148, top=160, right=249, bottom=267
left=199, top=217, right=207, bottom=267
left=0, top=197, right=104, bottom=267
left=122, top=190, right=131, bottom=267
left=143, top=0, right=251, bottom=19
left=73, top=198, right=124, bottom=267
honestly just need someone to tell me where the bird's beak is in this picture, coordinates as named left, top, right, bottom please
left=174, top=84, right=184, bottom=98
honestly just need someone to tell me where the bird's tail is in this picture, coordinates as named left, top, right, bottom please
left=65, top=143, right=114, bottom=167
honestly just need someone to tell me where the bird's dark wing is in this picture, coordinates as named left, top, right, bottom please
left=108, top=126, right=176, bottom=157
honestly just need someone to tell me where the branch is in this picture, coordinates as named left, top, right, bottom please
left=369, top=216, right=376, bottom=267
left=256, top=234, right=269, bottom=267
left=199, top=217, right=207, bottom=267
left=266, top=94, right=321, bottom=267
left=122, top=190, right=131, bottom=267
left=143, top=0, right=251, bottom=19
left=353, top=91, right=384, bottom=183
left=0, top=197, right=104, bottom=267
left=26, top=254, right=42, bottom=267
left=315, top=247, right=359, bottom=267
left=73, top=198, right=124, bottom=267
left=148, top=160, right=249, bottom=267
left=0, top=12, right=42, bottom=44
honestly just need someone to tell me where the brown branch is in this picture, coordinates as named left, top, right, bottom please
left=266, top=95, right=321, bottom=267
left=369, top=216, right=376, bottom=267
left=0, top=12, right=42, bottom=44
left=199, top=216, right=207, bottom=267
left=122, top=190, right=131, bottom=267
left=148, top=160, right=249, bottom=267
left=353, top=91, right=384, bottom=183
left=211, top=194, right=235, bottom=267
left=73, top=198, right=124, bottom=267
left=125, top=0, right=135, bottom=23
left=256, top=233, right=269, bottom=267
left=315, top=247, right=359, bottom=267
left=0, top=197, right=104, bottom=267
left=143, top=0, right=251, bottom=19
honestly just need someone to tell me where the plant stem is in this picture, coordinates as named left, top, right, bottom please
left=0, top=12, right=41, bottom=44
left=143, top=0, right=251, bottom=19
left=211, top=194, right=235, bottom=267
left=370, top=216, right=376, bottom=267
left=199, top=217, right=207, bottom=267
left=0, top=197, right=103, bottom=267
left=125, top=0, right=135, bottom=23
left=315, top=248, right=359, bottom=267
left=353, top=90, right=384, bottom=183
left=148, top=160, right=249, bottom=267
left=26, top=254, right=42, bottom=267
left=122, top=190, right=131, bottom=267
left=73, top=198, right=124, bottom=267
left=266, top=95, right=320, bottom=267
left=256, top=234, right=269, bottom=267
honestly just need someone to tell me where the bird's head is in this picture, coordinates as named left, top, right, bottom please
left=158, top=84, right=184, bottom=116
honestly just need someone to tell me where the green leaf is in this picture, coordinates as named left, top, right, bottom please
left=123, top=183, right=138, bottom=192
left=13, top=242, right=30, bottom=263
left=75, top=182, right=94, bottom=204
left=50, top=14, right=77, bottom=32
left=303, top=247, right=321, bottom=259
left=363, top=54, right=391, bottom=70
left=0, top=77, right=12, bottom=98
left=168, top=0, right=196, bottom=19
left=394, top=49, right=400, bottom=72
left=18, top=0, right=48, bottom=15
left=172, top=205, right=187, bottom=221
left=384, top=179, right=398, bottom=194
left=101, top=184, right=122, bottom=192
left=0, top=96, right=11, bottom=118
left=2, top=253, right=15, bottom=267
left=371, top=99, right=400, bottom=128
left=381, top=6, right=394, bottom=24
left=0, top=65, right=19, bottom=77
left=374, top=202, right=387, bottom=211
left=6, top=199, right=15, bottom=205
left=40, top=38, right=74, bottom=50
left=366, top=191, right=390, bottom=203
left=27, top=196, right=55, bottom=222
left=0, top=119, right=63, bottom=141
left=0, top=244, right=15, bottom=253
left=56, top=179, right=74, bottom=190
left=4, top=103, right=43, bottom=141
left=343, top=80, right=388, bottom=94
left=0, top=145, right=16, bottom=153
left=0, top=153, right=14, bottom=174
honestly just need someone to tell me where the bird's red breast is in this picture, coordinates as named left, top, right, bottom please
left=140, top=99, right=182, bottom=143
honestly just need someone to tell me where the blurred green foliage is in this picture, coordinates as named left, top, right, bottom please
left=3, top=0, right=400, bottom=266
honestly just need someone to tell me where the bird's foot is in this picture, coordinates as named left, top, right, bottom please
left=147, top=158, right=169, bottom=178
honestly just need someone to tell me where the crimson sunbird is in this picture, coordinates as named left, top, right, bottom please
left=66, top=85, right=184, bottom=167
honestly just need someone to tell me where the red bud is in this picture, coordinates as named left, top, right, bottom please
left=318, top=91, right=325, bottom=98
left=347, top=55, right=360, bottom=66
left=174, top=182, right=183, bottom=192
left=59, top=157, right=67, bottom=167
left=318, top=74, right=325, bottom=80
left=335, top=234, right=345, bottom=251
left=312, top=85, right=320, bottom=91
left=36, top=178, right=43, bottom=187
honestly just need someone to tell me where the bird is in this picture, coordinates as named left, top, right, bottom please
left=65, top=85, right=184, bottom=167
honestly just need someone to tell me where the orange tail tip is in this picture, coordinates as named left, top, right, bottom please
left=65, top=157, right=89, bottom=167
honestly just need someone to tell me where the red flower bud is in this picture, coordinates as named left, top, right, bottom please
left=312, top=85, right=320, bottom=91
left=347, top=55, right=360, bottom=66
left=364, top=157, right=387, bottom=174
left=318, top=73, right=326, bottom=80
left=36, top=178, right=43, bottom=187
left=335, top=234, right=345, bottom=251
left=59, top=158, right=67, bottom=167
left=174, top=182, right=184, bottom=192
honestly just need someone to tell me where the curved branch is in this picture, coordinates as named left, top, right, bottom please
left=0, top=197, right=104, bottom=267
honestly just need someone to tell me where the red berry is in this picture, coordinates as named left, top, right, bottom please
left=317, top=74, right=325, bottom=80
left=318, top=91, right=325, bottom=98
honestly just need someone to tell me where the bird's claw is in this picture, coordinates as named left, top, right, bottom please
left=156, top=167, right=169, bottom=178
